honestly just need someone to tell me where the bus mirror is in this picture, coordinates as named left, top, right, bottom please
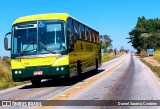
left=4, top=32, right=11, bottom=50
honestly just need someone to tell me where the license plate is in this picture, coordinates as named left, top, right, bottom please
left=33, top=71, right=43, bottom=76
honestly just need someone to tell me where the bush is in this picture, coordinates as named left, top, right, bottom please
left=0, top=67, right=12, bottom=82
left=140, top=49, right=148, bottom=58
left=154, top=50, right=160, bottom=63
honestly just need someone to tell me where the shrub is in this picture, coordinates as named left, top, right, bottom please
left=140, top=49, right=148, bottom=58
left=154, top=50, right=160, bottom=63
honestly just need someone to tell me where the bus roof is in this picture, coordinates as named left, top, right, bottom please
left=13, top=13, right=99, bottom=33
left=13, top=13, right=70, bottom=25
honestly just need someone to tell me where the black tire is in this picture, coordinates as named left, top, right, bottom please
left=95, top=58, right=98, bottom=73
left=77, top=60, right=82, bottom=80
left=62, top=76, right=72, bottom=85
left=31, top=77, right=41, bottom=87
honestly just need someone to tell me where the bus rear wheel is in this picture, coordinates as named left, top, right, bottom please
left=95, top=58, right=98, bottom=73
left=31, top=77, right=41, bottom=87
left=77, top=60, right=82, bottom=80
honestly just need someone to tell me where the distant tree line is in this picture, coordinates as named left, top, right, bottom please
left=128, top=16, right=160, bottom=53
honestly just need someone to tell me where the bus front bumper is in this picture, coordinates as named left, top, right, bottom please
left=12, top=65, right=69, bottom=82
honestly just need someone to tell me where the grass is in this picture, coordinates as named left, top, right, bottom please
left=141, top=50, right=160, bottom=75
left=102, top=52, right=114, bottom=63
left=140, top=59, right=160, bottom=76
left=0, top=66, right=28, bottom=90
left=0, top=58, right=28, bottom=90
left=102, top=52, right=124, bottom=63
left=154, top=50, right=160, bottom=64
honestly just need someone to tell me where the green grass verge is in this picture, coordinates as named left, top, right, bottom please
left=140, top=59, right=160, bottom=75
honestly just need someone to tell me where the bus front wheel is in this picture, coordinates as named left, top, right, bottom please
left=31, top=77, right=41, bottom=87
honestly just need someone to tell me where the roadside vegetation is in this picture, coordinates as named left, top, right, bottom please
left=154, top=50, right=160, bottom=63
left=100, top=34, right=126, bottom=63
left=102, top=51, right=125, bottom=63
left=102, top=52, right=114, bottom=63
left=127, top=16, right=160, bottom=54
left=0, top=57, right=27, bottom=90
left=141, top=59, right=160, bottom=76
left=139, top=50, right=160, bottom=77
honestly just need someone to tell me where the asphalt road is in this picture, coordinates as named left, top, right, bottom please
left=53, top=54, right=160, bottom=109
left=1, top=53, right=160, bottom=109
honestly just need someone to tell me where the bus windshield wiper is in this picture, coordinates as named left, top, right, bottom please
left=19, top=41, right=34, bottom=57
left=39, top=42, right=56, bottom=54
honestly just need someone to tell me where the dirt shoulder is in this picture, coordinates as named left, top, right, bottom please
left=143, top=56, right=160, bottom=67
left=139, top=56, right=160, bottom=82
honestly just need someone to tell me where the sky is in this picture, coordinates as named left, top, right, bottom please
left=1, top=0, right=160, bottom=56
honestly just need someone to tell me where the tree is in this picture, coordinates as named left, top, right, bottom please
left=100, top=35, right=112, bottom=50
left=128, top=16, right=160, bottom=53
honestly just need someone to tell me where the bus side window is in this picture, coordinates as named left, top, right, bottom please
left=67, top=18, right=74, bottom=49
left=95, top=33, right=98, bottom=43
left=89, top=29, right=92, bottom=41
left=88, top=28, right=91, bottom=41
left=97, top=33, right=100, bottom=43
left=73, top=20, right=80, bottom=40
left=85, top=27, right=89, bottom=41
left=94, top=32, right=96, bottom=42
left=92, top=31, right=95, bottom=42
left=96, top=32, right=99, bottom=43
left=94, top=32, right=97, bottom=43
left=80, top=24, right=85, bottom=40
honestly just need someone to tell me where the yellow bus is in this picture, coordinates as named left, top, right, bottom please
left=4, top=13, right=101, bottom=86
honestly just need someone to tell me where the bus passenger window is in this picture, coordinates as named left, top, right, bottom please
left=73, top=21, right=80, bottom=39
left=67, top=18, right=74, bottom=45
left=97, top=33, right=100, bottom=43
left=89, top=29, right=92, bottom=41
left=96, top=33, right=99, bottom=43
left=94, top=33, right=97, bottom=43
left=95, top=32, right=97, bottom=42
left=80, top=24, right=85, bottom=40
left=85, top=27, right=89, bottom=41
left=91, top=31, right=95, bottom=42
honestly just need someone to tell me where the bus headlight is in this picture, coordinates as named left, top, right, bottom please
left=61, top=67, right=64, bottom=71
left=56, top=67, right=59, bottom=71
left=19, top=71, right=22, bottom=74
left=15, top=71, right=18, bottom=74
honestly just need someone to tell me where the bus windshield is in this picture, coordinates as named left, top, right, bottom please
left=12, top=20, right=66, bottom=56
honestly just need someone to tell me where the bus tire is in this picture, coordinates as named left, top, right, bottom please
left=95, top=58, right=98, bottom=73
left=31, top=77, right=41, bottom=87
left=77, top=60, right=82, bottom=80
left=63, top=77, right=73, bottom=85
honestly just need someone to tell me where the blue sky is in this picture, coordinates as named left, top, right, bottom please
left=1, top=0, right=160, bottom=56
